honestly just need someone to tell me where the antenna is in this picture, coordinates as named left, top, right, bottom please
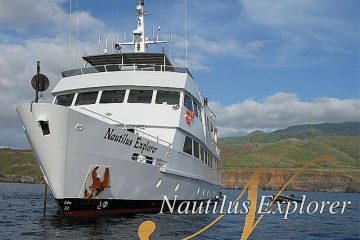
left=169, top=28, right=173, bottom=59
left=104, top=35, right=108, bottom=54
left=68, top=0, right=72, bottom=71
left=112, top=34, right=115, bottom=53
left=184, top=0, right=188, bottom=68
left=98, top=34, right=101, bottom=54
left=75, top=0, right=78, bottom=67
left=115, top=0, right=166, bottom=53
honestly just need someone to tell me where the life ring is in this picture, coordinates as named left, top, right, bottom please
left=185, top=110, right=192, bottom=125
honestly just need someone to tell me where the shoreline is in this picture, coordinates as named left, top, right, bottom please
left=0, top=174, right=360, bottom=193
left=220, top=168, right=360, bottom=193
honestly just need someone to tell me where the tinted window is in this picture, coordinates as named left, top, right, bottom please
left=55, top=94, right=74, bottom=106
left=155, top=90, right=180, bottom=105
left=193, top=102, right=199, bottom=118
left=100, top=90, right=125, bottom=103
left=193, top=141, right=199, bottom=158
left=183, top=136, right=192, bottom=155
left=200, top=146, right=205, bottom=162
left=75, top=92, right=98, bottom=106
left=128, top=90, right=153, bottom=104
left=184, top=94, right=193, bottom=111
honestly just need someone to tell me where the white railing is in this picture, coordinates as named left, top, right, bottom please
left=62, top=63, right=193, bottom=78
left=80, top=107, right=172, bottom=147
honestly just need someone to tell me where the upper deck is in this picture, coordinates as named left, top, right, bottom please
left=62, top=53, right=193, bottom=79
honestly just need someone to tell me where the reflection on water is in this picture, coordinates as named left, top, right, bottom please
left=0, top=182, right=359, bottom=240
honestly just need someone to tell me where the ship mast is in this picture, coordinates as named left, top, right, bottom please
left=116, top=0, right=166, bottom=53
left=134, top=0, right=146, bottom=52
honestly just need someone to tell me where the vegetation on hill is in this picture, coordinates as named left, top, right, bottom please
left=219, top=136, right=359, bottom=192
left=220, top=122, right=360, bottom=144
left=220, top=136, right=359, bottom=169
left=0, top=148, right=42, bottom=183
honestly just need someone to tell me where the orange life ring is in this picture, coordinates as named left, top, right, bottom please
left=185, top=110, right=192, bottom=125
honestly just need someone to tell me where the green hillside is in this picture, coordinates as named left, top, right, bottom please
left=220, top=136, right=359, bottom=169
left=0, top=148, right=42, bottom=182
left=221, top=122, right=360, bottom=144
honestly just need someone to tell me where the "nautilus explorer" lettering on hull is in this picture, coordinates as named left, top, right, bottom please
left=103, top=128, right=158, bottom=154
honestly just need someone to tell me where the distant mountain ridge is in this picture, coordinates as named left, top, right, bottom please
left=220, top=122, right=360, bottom=144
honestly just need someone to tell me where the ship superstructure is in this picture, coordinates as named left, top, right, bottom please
left=17, top=0, right=220, bottom=216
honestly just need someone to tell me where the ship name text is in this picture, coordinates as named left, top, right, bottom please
left=104, top=128, right=158, bottom=154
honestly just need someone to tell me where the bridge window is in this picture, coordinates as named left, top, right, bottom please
left=193, top=140, right=200, bottom=158
left=100, top=90, right=126, bottom=103
left=55, top=93, right=74, bottom=106
left=75, top=91, right=98, bottom=106
left=184, top=94, right=193, bottom=111
left=193, top=102, right=199, bottom=118
left=200, top=146, right=205, bottom=162
left=128, top=90, right=153, bottom=104
left=155, top=90, right=180, bottom=105
left=183, top=136, right=192, bottom=155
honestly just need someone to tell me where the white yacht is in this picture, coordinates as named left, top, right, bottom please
left=17, top=0, right=221, bottom=217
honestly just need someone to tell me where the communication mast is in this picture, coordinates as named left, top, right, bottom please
left=115, top=0, right=166, bottom=53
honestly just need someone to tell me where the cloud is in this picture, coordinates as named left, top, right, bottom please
left=0, top=0, right=65, bottom=29
left=0, top=0, right=105, bottom=41
left=211, top=92, right=360, bottom=137
left=0, top=1, right=358, bottom=149
left=169, top=34, right=271, bottom=70
left=237, top=0, right=358, bottom=66
left=0, top=1, right=108, bottom=149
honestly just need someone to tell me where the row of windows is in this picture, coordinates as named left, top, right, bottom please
left=54, top=90, right=180, bottom=107
left=183, top=136, right=216, bottom=169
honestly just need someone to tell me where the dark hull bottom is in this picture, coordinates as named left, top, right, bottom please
left=57, top=198, right=210, bottom=217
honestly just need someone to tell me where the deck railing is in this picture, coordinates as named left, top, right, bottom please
left=62, top=63, right=193, bottom=78
left=80, top=107, right=172, bottom=147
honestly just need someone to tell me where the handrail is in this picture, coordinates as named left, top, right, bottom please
left=80, top=107, right=128, bottom=129
left=134, top=128, right=173, bottom=148
left=62, top=63, right=193, bottom=79
left=206, top=105, right=217, bottom=119
left=80, top=107, right=172, bottom=147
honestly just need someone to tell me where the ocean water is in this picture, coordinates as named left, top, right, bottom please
left=0, top=182, right=359, bottom=240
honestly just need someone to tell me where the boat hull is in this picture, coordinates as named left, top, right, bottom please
left=57, top=198, right=216, bottom=217
left=17, top=103, right=221, bottom=216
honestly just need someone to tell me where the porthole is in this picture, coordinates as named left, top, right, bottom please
left=197, top=187, right=200, bottom=195
left=175, top=183, right=179, bottom=192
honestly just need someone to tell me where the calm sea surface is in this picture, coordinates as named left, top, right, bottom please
left=0, top=182, right=359, bottom=239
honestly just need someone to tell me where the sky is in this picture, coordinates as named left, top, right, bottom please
left=0, top=0, right=359, bottom=148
